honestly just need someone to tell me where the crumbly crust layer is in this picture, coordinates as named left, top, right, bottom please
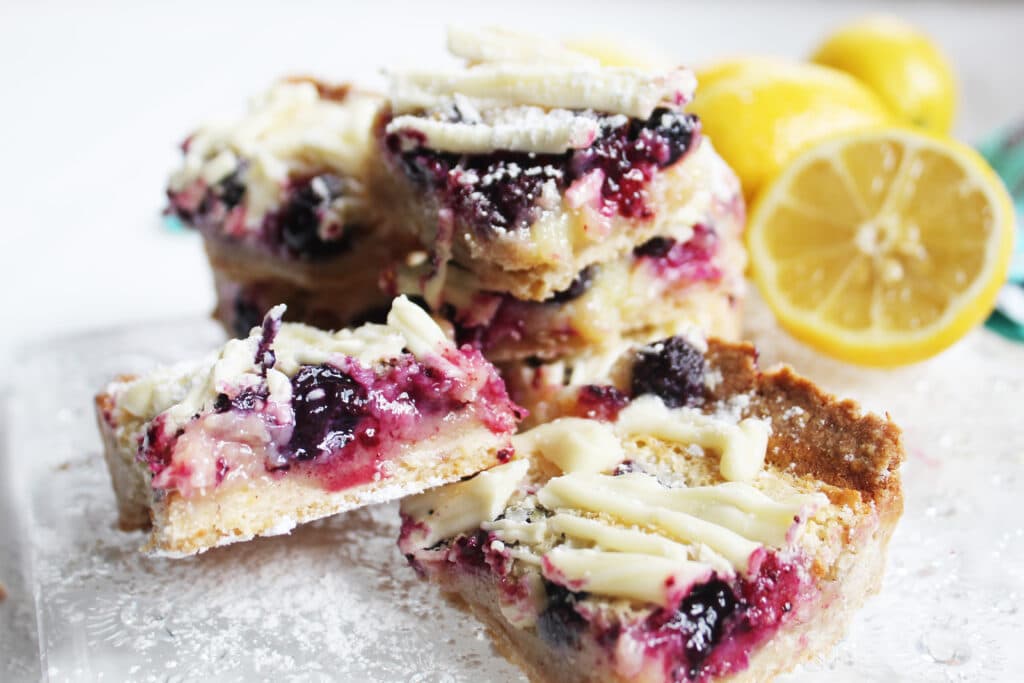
left=97, top=388, right=511, bottom=556
left=704, top=340, right=904, bottom=503
left=148, top=427, right=506, bottom=557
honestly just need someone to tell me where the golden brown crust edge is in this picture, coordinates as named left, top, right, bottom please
left=705, top=339, right=905, bottom=505
left=94, top=387, right=153, bottom=532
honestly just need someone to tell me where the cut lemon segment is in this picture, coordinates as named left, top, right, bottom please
left=748, top=129, right=1015, bottom=366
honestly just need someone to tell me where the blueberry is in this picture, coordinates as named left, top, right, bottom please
left=213, top=393, right=231, bottom=413
left=537, top=582, right=588, bottom=649
left=214, top=386, right=269, bottom=414
left=217, top=169, right=246, bottom=208
left=630, top=336, right=706, bottom=408
left=395, top=148, right=564, bottom=237
left=277, top=174, right=350, bottom=259
left=229, top=387, right=265, bottom=411
left=285, top=364, right=369, bottom=461
left=451, top=529, right=491, bottom=569
left=665, top=579, right=738, bottom=679
left=633, top=236, right=676, bottom=258
left=546, top=265, right=596, bottom=304
left=633, top=108, right=699, bottom=168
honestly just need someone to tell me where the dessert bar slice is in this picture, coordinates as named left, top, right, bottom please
left=390, top=159, right=745, bottom=360
left=376, top=28, right=718, bottom=302
left=167, top=77, right=413, bottom=336
left=95, top=297, right=521, bottom=556
left=399, top=338, right=904, bottom=682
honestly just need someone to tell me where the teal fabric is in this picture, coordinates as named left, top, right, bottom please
left=978, top=128, right=1024, bottom=280
left=162, top=213, right=187, bottom=233
left=979, top=126, right=1024, bottom=341
left=987, top=308, right=1024, bottom=342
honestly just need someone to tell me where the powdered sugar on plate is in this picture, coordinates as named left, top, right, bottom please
left=4, top=296, right=1024, bottom=681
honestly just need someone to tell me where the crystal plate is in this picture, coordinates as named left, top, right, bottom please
left=3, top=297, right=1023, bottom=682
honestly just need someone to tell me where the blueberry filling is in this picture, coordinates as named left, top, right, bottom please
left=390, top=145, right=565, bottom=235
left=666, top=579, right=739, bottom=680
left=633, top=224, right=721, bottom=284
left=217, top=169, right=247, bottom=209
left=630, top=336, right=706, bottom=408
left=574, top=384, right=629, bottom=421
left=168, top=166, right=357, bottom=260
left=546, top=265, right=596, bottom=304
left=571, top=108, right=698, bottom=219
left=537, top=582, right=589, bottom=649
left=633, top=235, right=675, bottom=258
left=388, top=109, right=699, bottom=236
left=284, top=364, right=369, bottom=462
left=274, top=174, right=352, bottom=260
left=629, top=108, right=699, bottom=168
left=450, top=529, right=493, bottom=569
left=214, top=387, right=267, bottom=413
left=638, top=554, right=806, bottom=682
left=213, top=393, right=231, bottom=413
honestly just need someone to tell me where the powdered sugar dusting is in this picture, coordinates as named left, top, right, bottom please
left=6, top=319, right=522, bottom=682
left=5, top=295, right=1024, bottom=680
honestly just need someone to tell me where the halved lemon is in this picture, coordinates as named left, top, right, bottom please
left=748, top=128, right=1015, bottom=366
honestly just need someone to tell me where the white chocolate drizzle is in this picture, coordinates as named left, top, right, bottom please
left=403, top=395, right=829, bottom=609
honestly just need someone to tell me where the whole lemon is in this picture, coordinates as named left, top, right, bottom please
left=689, top=59, right=892, bottom=198
left=811, top=15, right=957, bottom=135
left=695, top=55, right=793, bottom=92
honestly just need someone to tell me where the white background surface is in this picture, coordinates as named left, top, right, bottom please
left=2, top=0, right=1023, bottom=367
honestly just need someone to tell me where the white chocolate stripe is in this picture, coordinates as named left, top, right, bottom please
left=387, top=295, right=451, bottom=358
left=386, top=111, right=600, bottom=154
left=584, top=472, right=827, bottom=547
left=389, top=65, right=695, bottom=119
left=483, top=516, right=549, bottom=545
left=512, top=418, right=625, bottom=475
left=120, top=297, right=446, bottom=428
left=401, top=458, right=529, bottom=548
left=615, top=396, right=770, bottom=482
left=537, top=474, right=762, bottom=574
left=542, top=547, right=712, bottom=607
left=547, top=513, right=692, bottom=561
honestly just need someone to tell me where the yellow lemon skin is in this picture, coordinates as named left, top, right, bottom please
left=747, top=129, right=1015, bottom=367
left=811, top=15, right=957, bottom=136
left=694, top=55, right=793, bottom=92
left=689, top=59, right=892, bottom=199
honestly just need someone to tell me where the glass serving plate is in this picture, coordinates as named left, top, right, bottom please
left=3, top=296, right=1023, bottom=682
